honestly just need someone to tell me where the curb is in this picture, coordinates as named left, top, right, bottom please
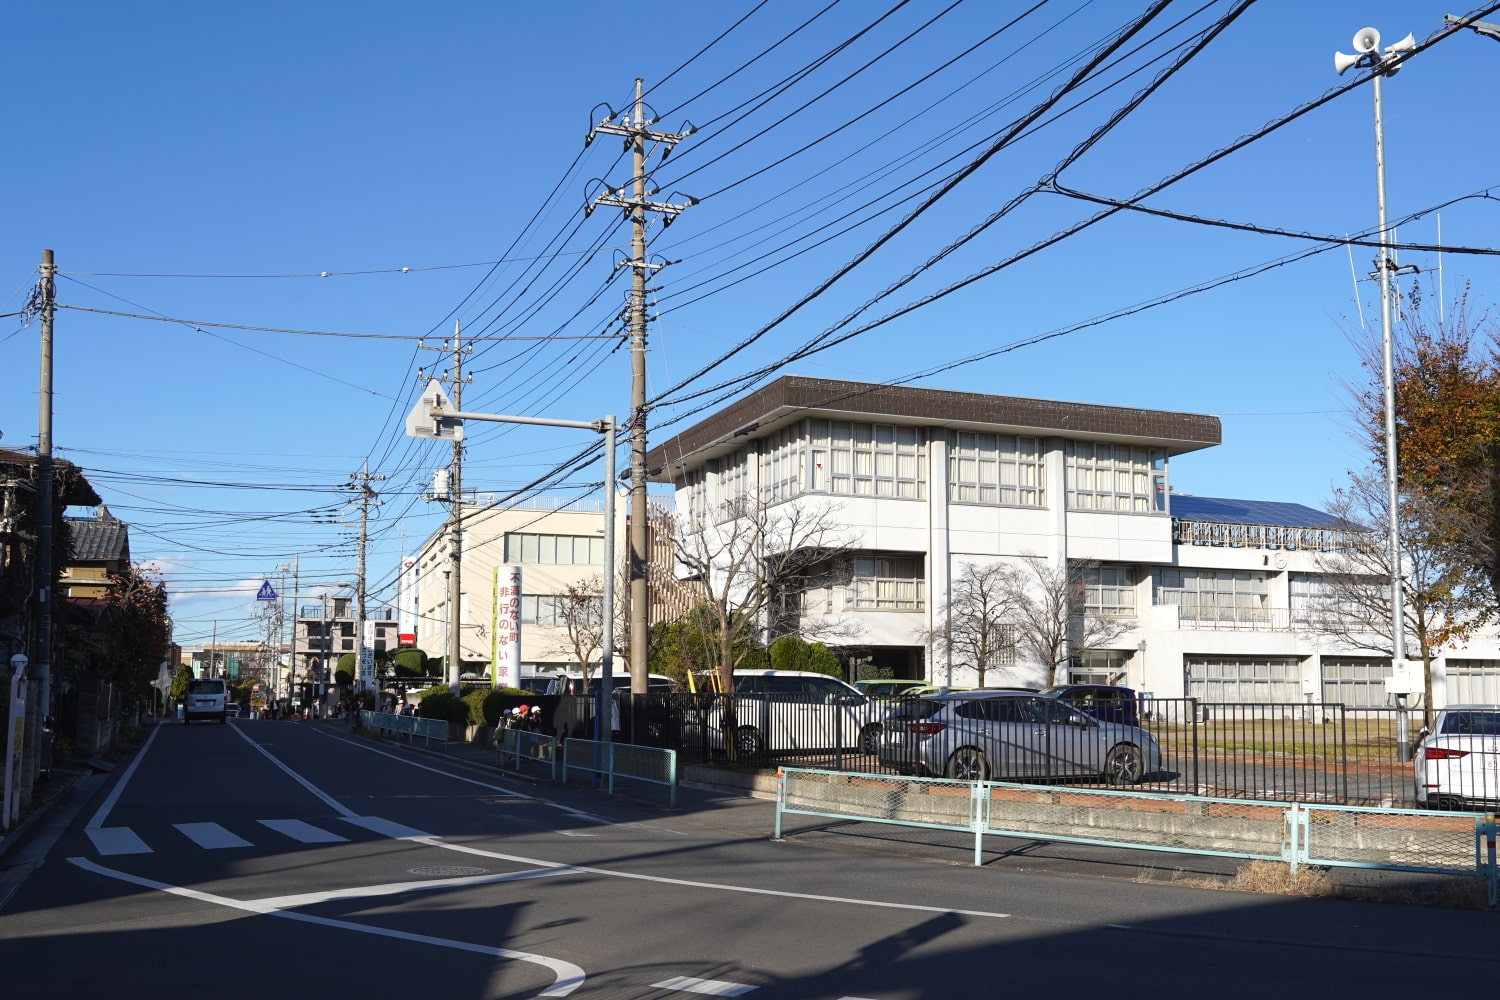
left=0, top=770, right=85, bottom=865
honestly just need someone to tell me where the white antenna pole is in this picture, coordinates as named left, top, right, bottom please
left=1347, top=238, right=1367, bottom=330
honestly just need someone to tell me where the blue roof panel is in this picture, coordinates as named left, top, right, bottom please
left=1169, top=495, right=1341, bottom=529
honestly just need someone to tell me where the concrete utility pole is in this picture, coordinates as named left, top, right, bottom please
left=420, top=322, right=468, bottom=695
left=349, top=459, right=384, bottom=700
left=586, top=80, right=695, bottom=693
left=33, top=250, right=55, bottom=743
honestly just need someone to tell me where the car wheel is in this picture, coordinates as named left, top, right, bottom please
left=184, top=717, right=192, bottom=725
left=220, top=713, right=228, bottom=724
left=1104, top=743, right=1144, bottom=785
left=735, top=726, right=764, bottom=757
left=859, top=723, right=882, bottom=755
left=946, top=747, right=990, bottom=782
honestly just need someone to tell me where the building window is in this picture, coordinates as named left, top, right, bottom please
left=808, top=419, right=924, bottom=499
left=682, top=466, right=710, bottom=522
left=1070, top=650, right=1128, bottom=685
left=948, top=432, right=1043, bottom=506
left=717, top=446, right=753, bottom=520
left=1065, top=442, right=1166, bottom=512
left=1186, top=656, right=1300, bottom=703
left=987, top=623, right=1016, bottom=670
left=849, top=555, right=925, bottom=610
left=520, top=594, right=602, bottom=627
left=760, top=424, right=806, bottom=503
left=1320, top=657, right=1389, bottom=707
left=1447, top=660, right=1500, bottom=704
left=1079, top=565, right=1135, bottom=617
left=503, top=532, right=605, bottom=566
left=1155, top=568, right=1267, bottom=623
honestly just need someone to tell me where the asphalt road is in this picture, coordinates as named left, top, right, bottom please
left=0, top=718, right=1495, bottom=999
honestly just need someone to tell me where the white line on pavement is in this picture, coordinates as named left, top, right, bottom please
left=258, top=818, right=349, bottom=843
left=67, top=856, right=586, bottom=997
left=84, top=722, right=162, bottom=830
left=174, top=822, right=253, bottom=849
left=246, top=865, right=570, bottom=910
left=652, top=975, right=759, bottom=996
left=84, top=827, right=151, bottom=855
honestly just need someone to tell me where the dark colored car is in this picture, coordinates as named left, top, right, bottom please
left=1038, top=684, right=1140, bottom=726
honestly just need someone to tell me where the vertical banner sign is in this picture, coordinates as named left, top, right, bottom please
left=492, top=565, right=522, bottom=689
left=3, top=667, right=27, bottom=830
left=358, top=620, right=376, bottom=692
left=397, top=557, right=417, bottom=647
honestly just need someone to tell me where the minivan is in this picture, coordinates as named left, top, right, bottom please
left=691, top=669, right=892, bottom=757
left=184, top=677, right=229, bottom=724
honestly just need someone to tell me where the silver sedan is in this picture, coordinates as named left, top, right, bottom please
left=877, top=690, right=1161, bottom=784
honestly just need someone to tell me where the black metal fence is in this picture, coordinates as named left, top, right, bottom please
left=575, top=692, right=1430, bottom=808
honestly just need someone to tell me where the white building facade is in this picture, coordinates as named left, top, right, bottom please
left=646, top=376, right=1500, bottom=709
left=414, top=497, right=626, bottom=685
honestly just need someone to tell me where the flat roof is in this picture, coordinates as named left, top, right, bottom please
left=647, top=376, right=1221, bottom=480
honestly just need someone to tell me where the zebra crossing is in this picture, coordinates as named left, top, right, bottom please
left=85, top=814, right=431, bottom=856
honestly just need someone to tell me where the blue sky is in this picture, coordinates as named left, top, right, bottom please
left=4, top=1, right=1499, bottom=649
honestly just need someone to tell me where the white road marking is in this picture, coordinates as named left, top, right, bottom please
left=85, top=827, right=151, bottom=855
left=259, top=819, right=349, bottom=844
left=85, top=723, right=163, bottom=830
left=233, top=724, right=357, bottom=816
left=652, top=976, right=758, bottom=996
left=175, top=822, right=253, bottom=849
left=316, top=729, right=608, bottom=825
left=67, top=857, right=586, bottom=997
left=343, top=815, right=432, bottom=839
left=247, top=866, right=569, bottom=909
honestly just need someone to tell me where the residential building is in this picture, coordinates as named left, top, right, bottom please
left=645, top=375, right=1500, bottom=709
left=61, top=505, right=130, bottom=598
left=288, top=594, right=398, bottom=701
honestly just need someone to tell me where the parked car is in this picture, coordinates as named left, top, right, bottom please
left=1038, top=684, right=1141, bottom=726
left=853, top=678, right=929, bottom=700
left=1414, top=705, right=1500, bottom=811
left=878, top=689, right=1161, bottom=785
left=687, top=669, right=892, bottom=757
left=183, top=678, right=228, bottom=724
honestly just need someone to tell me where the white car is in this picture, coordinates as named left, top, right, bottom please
left=184, top=678, right=229, bottom=724
left=688, top=669, right=891, bottom=757
left=1414, top=705, right=1500, bottom=810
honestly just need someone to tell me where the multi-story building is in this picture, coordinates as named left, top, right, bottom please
left=288, top=595, right=398, bottom=698
left=416, top=497, right=626, bottom=685
left=644, top=376, right=1500, bottom=709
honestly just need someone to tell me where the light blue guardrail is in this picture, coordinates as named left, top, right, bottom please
left=359, top=710, right=449, bottom=748
left=774, top=767, right=1500, bottom=904
left=561, top=739, right=677, bottom=807
left=494, top=728, right=559, bottom=780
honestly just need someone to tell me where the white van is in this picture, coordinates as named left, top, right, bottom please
left=184, top=677, right=229, bottom=724
left=693, top=669, right=890, bottom=756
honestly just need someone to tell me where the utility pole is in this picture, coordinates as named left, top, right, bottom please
left=587, top=80, right=695, bottom=693
left=348, top=459, right=384, bottom=702
left=420, top=321, right=467, bottom=695
left=33, top=250, right=56, bottom=774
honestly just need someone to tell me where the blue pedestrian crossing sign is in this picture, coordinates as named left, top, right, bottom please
left=256, top=580, right=278, bottom=601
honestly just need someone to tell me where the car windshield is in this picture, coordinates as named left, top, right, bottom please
left=187, top=680, right=224, bottom=694
left=1439, top=712, right=1500, bottom=736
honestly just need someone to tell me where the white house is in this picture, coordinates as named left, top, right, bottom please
left=645, top=375, right=1500, bottom=708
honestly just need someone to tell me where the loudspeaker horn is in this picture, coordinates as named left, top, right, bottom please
left=1334, top=50, right=1362, bottom=75
left=1352, top=26, right=1381, bottom=53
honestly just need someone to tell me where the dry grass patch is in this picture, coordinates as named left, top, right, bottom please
left=1138, top=859, right=1490, bottom=909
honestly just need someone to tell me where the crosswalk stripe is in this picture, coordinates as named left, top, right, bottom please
left=174, top=822, right=253, bottom=849
left=651, top=976, right=758, bottom=996
left=86, top=827, right=152, bottom=855
left=342, top=815, right=432, bottom=839
left=258, top=819, right=349, bottom=844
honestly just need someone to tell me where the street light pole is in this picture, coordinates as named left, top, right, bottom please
left=1336, top=25, right=1415, bottom=751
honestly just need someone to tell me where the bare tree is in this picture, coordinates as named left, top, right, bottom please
left=1308, top=466, right=1491, bottom=716
left=551, top=577, right=606, bottom=682
left=672, top=494, right=862, bottom=696
left=1001, top=557, right=1133, bottom=687
left=922, top=561, right=1018, bottom=687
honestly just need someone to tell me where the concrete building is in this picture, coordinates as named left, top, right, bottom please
left=644, top=376, right=1500, bottom=709
left=415, top=497, right=626, bottom=686
left=288, top=594, right=398, bottom=699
